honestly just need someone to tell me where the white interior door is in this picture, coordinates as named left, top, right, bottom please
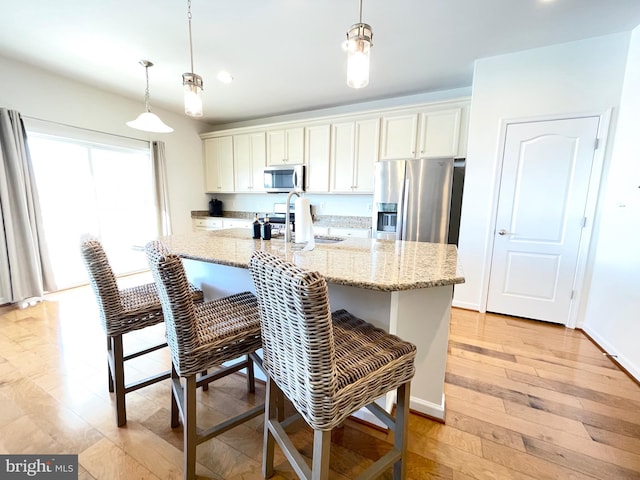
left=487, top=116, right=600, bottom=324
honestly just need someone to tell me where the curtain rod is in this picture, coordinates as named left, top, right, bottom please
left=22, top=115, right=151, bottom=144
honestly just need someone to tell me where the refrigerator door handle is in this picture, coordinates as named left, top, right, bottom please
left=400, top=178, right=410, bottom=241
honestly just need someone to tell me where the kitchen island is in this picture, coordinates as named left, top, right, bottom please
left=161, top=229, right=465, bottom=422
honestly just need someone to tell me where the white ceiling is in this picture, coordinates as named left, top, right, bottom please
left=1, top=0, right=640, bottom=125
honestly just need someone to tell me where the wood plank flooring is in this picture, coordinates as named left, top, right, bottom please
left=1, top=279, right=639, bottom=479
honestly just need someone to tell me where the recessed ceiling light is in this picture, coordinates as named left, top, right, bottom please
left=217, top=71, right=234, bottom=84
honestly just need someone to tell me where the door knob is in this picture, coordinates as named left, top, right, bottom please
left=498, top=229, right=515, bottom=236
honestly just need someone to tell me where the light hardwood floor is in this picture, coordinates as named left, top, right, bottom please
left=1, top=278, right=639, bottom=479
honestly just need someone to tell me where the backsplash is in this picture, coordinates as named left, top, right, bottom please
left=191, top=210, right=370, bottom=229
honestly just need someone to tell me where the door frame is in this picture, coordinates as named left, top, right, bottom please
left=480, top=109, right=612, bottom=328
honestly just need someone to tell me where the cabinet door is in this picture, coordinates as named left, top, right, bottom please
left=234, top=132, right=265, bottom=192
left=305, top=125, right=331, bottom=192
left=380, top=113, right=418, bottom=160
left=266, top=127, right=304, bottom=165
left=204, top=136, right=234, bottom=192
left=353, top=118, right=379, bottom=193
left=193, top=217, right=224, bottom=231
left=286, top=127, right=305, bottom=164
left=417, top=108, right=461, bottom=158
left=330, top=122, right=356, bottom=193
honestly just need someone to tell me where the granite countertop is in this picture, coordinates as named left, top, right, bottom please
left=162, top=229, right=465, bottom=292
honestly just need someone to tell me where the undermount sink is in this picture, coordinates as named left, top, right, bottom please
left=312, top=235, right=345, bottom=244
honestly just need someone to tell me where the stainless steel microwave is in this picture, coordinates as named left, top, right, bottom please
left=263, top=164, right=305, bottom=193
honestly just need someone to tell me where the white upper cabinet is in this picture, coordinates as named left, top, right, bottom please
left=330, top=118, right=379, bottom=193
left=417, top=108, right=461, bottom=158
left=266, top=127, right=304, bottom=165
left=380, top=106, right=463, bottom=160
left=305, top=124, right=331, bottom=193
left=379, top=113, right=418, bottom=160
left=233, top=132, right=266, bottom=193
left=201, top=99, right=469, bottom=194
left=204, top=136, right=234, bottom=193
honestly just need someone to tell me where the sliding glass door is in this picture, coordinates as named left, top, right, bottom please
left=28, top=133, right=157, bottom=290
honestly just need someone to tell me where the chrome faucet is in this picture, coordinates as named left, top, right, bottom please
left=284, top=190, right=300, bottom=243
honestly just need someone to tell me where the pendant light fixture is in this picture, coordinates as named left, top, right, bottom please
left=127, top=60, right=174, bottom=133
left=183, top=0, right=204, bottom=117
left=346, top=0, right=373, bottom=89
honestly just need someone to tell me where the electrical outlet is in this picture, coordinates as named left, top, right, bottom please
left=367, top=203, right=372, bottom=212
left=320, top=202, right=326, bottom=211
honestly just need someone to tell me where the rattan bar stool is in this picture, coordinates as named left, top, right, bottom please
left=80, top=238, right=204, bottom=427
left=145, top=240, right=264, bottom=480
left=249, top=251, right=417, bottom=480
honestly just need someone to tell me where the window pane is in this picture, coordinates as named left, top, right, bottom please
left=29, top=136, right=100, bottom=288
left=28, top=134, right=157, bottom=290
left=91, top=147, right=157, bottom=273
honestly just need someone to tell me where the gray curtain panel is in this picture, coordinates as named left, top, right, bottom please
left=151, top=140, right=172, bottom=236
left=0, top=108, right=56, bottom=305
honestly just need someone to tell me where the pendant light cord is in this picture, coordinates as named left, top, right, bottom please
left=359, top=0, right=363, bottom=23
left=187, top=0, right=195, bottom=73
left=144, top=63, right=151, bottom=112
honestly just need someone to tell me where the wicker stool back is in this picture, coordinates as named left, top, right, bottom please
left=80, top=237, right=202, bottom=427
left=249, top=250, right=416, bottom=480
left=145, top=240, right=264, bottom=480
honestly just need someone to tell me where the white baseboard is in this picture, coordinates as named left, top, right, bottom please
left=451, top=299, right=480, bottom=311
left=582, top=326, right=640, bottom=382
left=410, top=394, right=445, bottom=421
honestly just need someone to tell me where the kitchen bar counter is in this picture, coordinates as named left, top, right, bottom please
left=161, top=229, right=464, bottom=292
left=161, top=229, right=464, bottom=422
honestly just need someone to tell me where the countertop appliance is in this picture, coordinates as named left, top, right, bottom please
left=208, top=198, right=223, bottom=217
left=372, top=158, right=454, bottom=243
left=263, top=164, right=305, bottom=193
left=260, top=203, right=295, bottom=230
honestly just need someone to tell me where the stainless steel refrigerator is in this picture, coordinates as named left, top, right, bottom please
left=372, top=158, right=454, bottom=243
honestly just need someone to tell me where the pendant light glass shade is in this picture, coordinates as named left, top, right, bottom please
left=346, top=23, right=372, bottom=89
left=127, top=60, right=174, bottom=133
left=346, top=0, right=372, bottom=89
left=183, top=72, right=203, bottom=117
left=183, top=0, right=204, bottom=118
left=127, top=112, right=174, bottom=133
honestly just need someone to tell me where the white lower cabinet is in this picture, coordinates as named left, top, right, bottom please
left=328, top=227, right=371, bottom=238
left=223, top=219, right=252, bottom=230
left=193, top=217, right=252, bottom=232
left=193, top=217, right=224, bottom=231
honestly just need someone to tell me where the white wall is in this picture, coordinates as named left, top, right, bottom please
left=581, top=26, right=640, bottom=379
left=453, top=33, right=630, bottom=312
left=0, top=54, right=209, bottom=234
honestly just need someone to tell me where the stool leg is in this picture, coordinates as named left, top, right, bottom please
left=393, top=382, right=410, bottom=480
left=311, top=429, right=331, bottom=480
left=170, top=365, right=181, bottom=429
left=201, top=370, right=208, bottom=391
left=246, top=354, right=255, bottom=394
left=183, top=375, right=197, bottom=480
left=263, top=378, right=276, bottom=479
left=107, top=337, right=114, bottom=393
left=112, top=335, right=126, bottom=427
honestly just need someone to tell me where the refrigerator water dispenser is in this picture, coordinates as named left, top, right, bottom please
left=376, top=203, right=398, bottom=232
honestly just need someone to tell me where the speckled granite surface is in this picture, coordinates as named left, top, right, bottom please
left=162, top=229, right=465, bottom=292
